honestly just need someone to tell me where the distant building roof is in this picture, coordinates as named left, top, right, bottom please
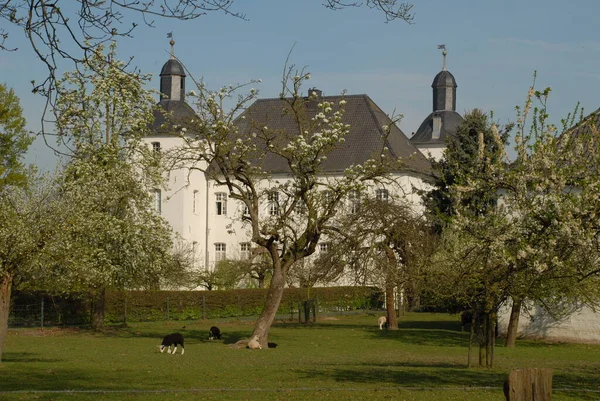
left=150, top=100, right=196, bottom=135
left=410, top=110, right=464, bottom=146
left=233, top=93, right=431, bottom=175
left=558, top=107, right=600, bottom=160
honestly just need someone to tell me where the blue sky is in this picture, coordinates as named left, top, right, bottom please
left=2, top=0, right=599, bottom=170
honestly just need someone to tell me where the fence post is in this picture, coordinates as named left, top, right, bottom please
left=504, top=368, right=552, bottom=401
left=40, top=297, right=44, bottom=330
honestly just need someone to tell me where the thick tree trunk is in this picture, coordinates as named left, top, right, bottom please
left=0, top=273, right=13, bottom=363
left=505, top=299, right=522, bottom=348
left=385, top=283, right=398, bottom=330
left=90, top=288, right=106, bottom=330
left=251, top=265, right=287, bottom=348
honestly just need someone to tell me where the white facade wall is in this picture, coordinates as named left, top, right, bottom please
left=498, top=301, right=600, bottom=344
left=145, top=135, right=430, bottom=283
left=415, top=145, right=445, bottom=162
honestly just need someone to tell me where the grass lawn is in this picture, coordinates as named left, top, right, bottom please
left=1, top=312, right=599, bottom=400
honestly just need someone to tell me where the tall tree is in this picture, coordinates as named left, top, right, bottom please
left=46, top=43, right=177, bottom=329
left=500, top=87, right=600, bottom=347
left=427, top=86, right=600, bottom=365
left=0, top=175, right=65, bottom=363
left=331, top=194, right=435, bottom=329
left=167, top=65, right=404, bottom=347
left=423, top=109, right=512, bottom=231
left=0, top=84, right=33, bottom=189
left=0, top=83, right=33, bottom=362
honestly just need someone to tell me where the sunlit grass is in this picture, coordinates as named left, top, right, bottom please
left=1, top=312, right=599, bottom=400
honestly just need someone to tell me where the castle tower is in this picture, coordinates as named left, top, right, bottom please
left=410, top=46, right=464, bottom=161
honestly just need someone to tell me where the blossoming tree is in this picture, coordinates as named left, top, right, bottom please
left=0, top=83, right=34, bottom=362
left=427, top=84, right=600, bottom=366
left=46, top=43, right=178, bottom=329
left=166, top=65, right=402, bottom=347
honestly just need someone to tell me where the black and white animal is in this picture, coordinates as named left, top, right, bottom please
left=160, top=333, right=185, bottom=355
left=208, top=326, right=221, bottom=340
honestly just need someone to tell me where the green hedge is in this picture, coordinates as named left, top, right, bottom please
left=105, top=286, right=382, bottom=323
left=9, top=287, right=383, bottom=326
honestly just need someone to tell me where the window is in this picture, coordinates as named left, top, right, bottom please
left=215, top=243, right=227, bottom=262
left=348, top=190, right=360, bottom=214
left=375, top=188, right=389, bottom=202
left=216, top=193, right=227, bottom=215
left=319, top=243, right=329, bottom=253
left=268, top=191, right=279, bottom=216
left=294, top=199, right=307, bottom=215
left=240, top=242, right=251, bottom=260
left=193, top=190, right=199, bottom=214
left=242, top=203, right=250, bottom=216
left=151, top=189, right=161, bottom=214
left=151, top=141, right=161, bottom=153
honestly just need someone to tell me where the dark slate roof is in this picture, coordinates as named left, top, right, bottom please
left=558, top=107, right=600, bottom=159
left=233, top=94, right=431, bottom=174
left=410, top=110, right=464, bottom=146
left=160, top=59, right=186, bottom=77
left=432, top=70, right=457, bottom=88
left=149, top=100, right=196, bottom=135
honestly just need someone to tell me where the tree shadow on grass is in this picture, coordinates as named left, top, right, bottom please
left=2, top=352, right=62, bottom=363
left=374, top=328, right=470, bottom=348
left=296, top=361, right=506, bottom=388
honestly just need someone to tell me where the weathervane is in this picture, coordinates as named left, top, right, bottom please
left=438, top=44, right=447, bottom=71
left=167, top=32, right=175, bottom=59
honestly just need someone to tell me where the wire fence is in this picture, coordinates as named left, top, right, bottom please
left=8, top=295, right=383, bottom=329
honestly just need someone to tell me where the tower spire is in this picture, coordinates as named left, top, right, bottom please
left=167, top=32, right=175, bottom=59
left=438, top=44, right=447, bottom=71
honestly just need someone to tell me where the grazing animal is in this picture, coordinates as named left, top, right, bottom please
left=378, top=316, right=387, bottom=330
left=160, top=333, right=185, bottom=355
left=208, top=326, right=221, bottom=340
left=246, top=335, right=262, bottom=349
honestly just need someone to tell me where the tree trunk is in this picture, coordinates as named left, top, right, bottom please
left=505, top=299, right=522, bottom=348
left=90, top=288, right=106, bottom=330
left=0, top=273, right=14, bottom=363
left=251, top=265, right=287, bottom=348
left=467, top=310, right=475, bottom=368
left=385, top=283, right=398, bottom=330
